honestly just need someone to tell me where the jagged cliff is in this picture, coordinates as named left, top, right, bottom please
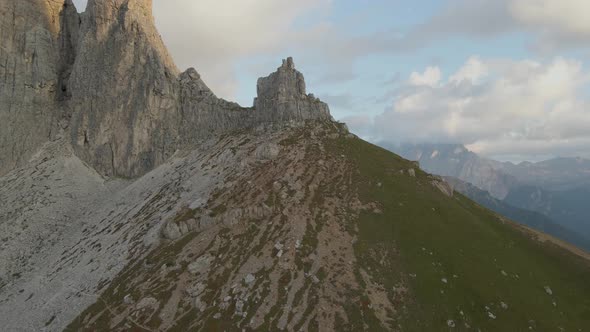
left=0, top=0, right=331, bottom=178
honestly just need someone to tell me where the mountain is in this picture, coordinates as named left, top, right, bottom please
left=501, top=157, right=590, bottom=191
left=393, top=144, right=516, bottom=199
left=394, top=143, right=590, bottom=197
left=392, top=143, right=590, bottom=244
left=2, top=1, right=590, bottom=331
left=445, top=177, right=590, bottom=252
left=505, top=185, right=590, bottom=239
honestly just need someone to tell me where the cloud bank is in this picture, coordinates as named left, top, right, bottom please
left=350, top=56, right=590, bottom=159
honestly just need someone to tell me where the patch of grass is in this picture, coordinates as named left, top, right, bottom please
left=209, top=204, right=227, bottom=217
left=173, top=206, right=197, bottom=223
left=279, top=136, right=300, bottom=147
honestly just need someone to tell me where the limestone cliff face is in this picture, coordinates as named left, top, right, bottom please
left=0, top=0, right=79, bottom=175
left=1, top=0, right=332, bottom=178
left=68, top=0, right=180, bottom=177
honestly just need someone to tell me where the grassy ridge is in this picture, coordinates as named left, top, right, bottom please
left=332, top=134, right=590, bottom=331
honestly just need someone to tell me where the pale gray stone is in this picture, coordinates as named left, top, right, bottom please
left=545, top=286, right=553, bottom=295
left=136, top=297, right=158, bottom=311
left=162, top=222, right=182, bottom=240
left=244, top=274, right=256, bottom=285
left=432, top=179, right=454, bottom=197
left=188, top=254, right=213, bottom=275
left=255, top=143, right=281, bottom=160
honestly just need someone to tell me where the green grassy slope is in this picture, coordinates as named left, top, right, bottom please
left=333, top=134, right=590, bottom=331
left=444, top=177, right=590, bottom=252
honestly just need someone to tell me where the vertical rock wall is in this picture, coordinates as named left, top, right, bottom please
left=68, top=0, right=180, bottom=177
left=0, top=0, right=78, bottom=175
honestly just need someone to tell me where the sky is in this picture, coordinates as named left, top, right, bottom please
left=72, top=0, right=590, bottom=162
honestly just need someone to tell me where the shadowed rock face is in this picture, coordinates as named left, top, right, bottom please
left=0, top=0, right=79, bottom=175
left=0, top=0, right=331, bottom=179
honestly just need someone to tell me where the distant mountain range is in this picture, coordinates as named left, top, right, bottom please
left=444, top=177, right=590, bottom=252
left=505, top=185, right=590, bottom=239
left=393, top=144, right=516, bottom=199
left=501, top=157, right=590, bottom=191
left=384, top=143, right=590, bottom=250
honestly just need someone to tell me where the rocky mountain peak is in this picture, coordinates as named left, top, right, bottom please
left=84, top=0, right=154, bottom=31
left=85, top=0, right=153, bottom=21
left=81, top=0, right=176, bottom=71
left=258, top=57, right=306, bottom=97
left=255, top=57, right=330, bottom=121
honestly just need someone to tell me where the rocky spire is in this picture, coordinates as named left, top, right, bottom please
left=255, top=57, right=330, bottom=122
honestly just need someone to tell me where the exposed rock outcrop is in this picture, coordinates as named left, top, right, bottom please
left=254, top=57, right=331, bottom=122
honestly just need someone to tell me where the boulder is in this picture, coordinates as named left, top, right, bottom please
left=188, top=254, right=213, bottom=275
left=161, top=222, right=182, bottom=240
left=432, top=179, right=454, bottom=197
left=244, top=274, right=256, bottom=285
left=255, top=143, right=281, bottom=161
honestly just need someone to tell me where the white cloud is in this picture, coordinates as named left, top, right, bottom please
left=364, top=57, right=590, bottom=160
left=153, top=0, right=331, bottom=99
left=508, top=0, right=590, bottom=52
left=402, top=0, right=590, bottom=53
left=510, top=0, right=590, bottom=37
left=409, top=67, right=442, bottom=87
left=450, top=57, right=488, bottom=84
